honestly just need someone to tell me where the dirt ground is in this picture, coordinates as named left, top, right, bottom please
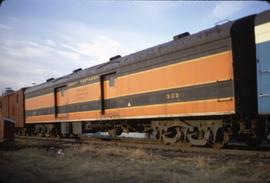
left=0, top=139, right=269, bottom=183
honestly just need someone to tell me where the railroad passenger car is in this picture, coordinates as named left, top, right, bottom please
left=22, top=10, right=270, bottom=147
left=0, top=117, right=15, bottom=142
left=255, top=11, right=270, bottom=115
left=255, top=10, right=270, bottom=142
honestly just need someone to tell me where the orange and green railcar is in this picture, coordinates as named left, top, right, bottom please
left=23, top=10, right=270, bottom=147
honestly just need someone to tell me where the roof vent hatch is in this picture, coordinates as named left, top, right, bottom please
left=173, top=32, right=190, bottom=40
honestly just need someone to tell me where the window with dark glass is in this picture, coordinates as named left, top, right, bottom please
left=109, top=75, right=115, bottom=87
left=61, top=88, right=65, bottom=96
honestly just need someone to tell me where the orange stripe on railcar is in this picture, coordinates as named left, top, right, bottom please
left=25, top=114, right=55, bottom=123
left=113, top=51, right=233, bottom=99
left=25, top=93, right=54, bottom=110
left=104, top=98, right=235, bottom=118
left=25, top=98, right=234, bottom=123
left=65, top=50, right=233, bottom=105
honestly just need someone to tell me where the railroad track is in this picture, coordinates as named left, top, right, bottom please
left=16, top=135, right=270, bottom=159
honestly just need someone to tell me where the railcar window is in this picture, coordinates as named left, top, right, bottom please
left=109, top=75, right=115, bottom=87
left=61, top=88, right=65, bottom=96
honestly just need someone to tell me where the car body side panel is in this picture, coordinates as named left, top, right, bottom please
left=255, top=10, right=270, bottom=114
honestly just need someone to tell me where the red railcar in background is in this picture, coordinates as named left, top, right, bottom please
left=0, top=117, right=15, bottom=142
left=0, top=89, right=25, bottom=129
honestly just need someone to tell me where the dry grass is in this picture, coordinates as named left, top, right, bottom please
left=195, top=156, right=210, bottom=169
left=77, top=144, right=152, bottom=160
left=0, top=139, right=269, bottom=183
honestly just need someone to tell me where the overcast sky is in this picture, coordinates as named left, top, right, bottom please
left=0, top=1, right=269, bottom=94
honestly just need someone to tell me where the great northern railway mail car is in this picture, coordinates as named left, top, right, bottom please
left=20, top=10, right=270, bottom=147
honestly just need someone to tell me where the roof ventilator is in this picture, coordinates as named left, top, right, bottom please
left=110, top=55, right=121, bottom=61
left=73, top=68, right=82, bottom=73
left=173, top=32, right=190, bottom=40
left=46, top=78, right=54, bottom=82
